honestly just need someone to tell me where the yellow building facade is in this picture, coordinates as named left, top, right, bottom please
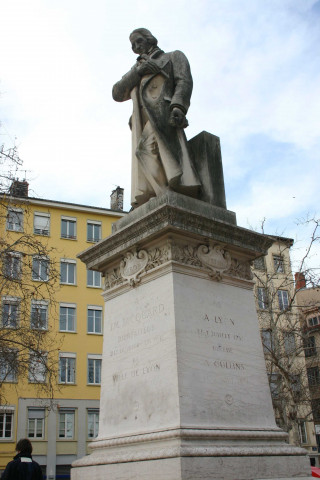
left=0, top=182, right=123, bottom=478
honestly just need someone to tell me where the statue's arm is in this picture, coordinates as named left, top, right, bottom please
left=112, top=66, right=141, bottom=102
left=170, top=50, right=193, bottom=114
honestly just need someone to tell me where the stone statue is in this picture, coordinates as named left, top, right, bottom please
left=112, top=28, right=201, bottom=208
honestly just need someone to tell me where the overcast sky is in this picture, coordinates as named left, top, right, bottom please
left=1, top=0, right=320, bottom=271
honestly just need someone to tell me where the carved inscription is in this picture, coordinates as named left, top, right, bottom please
left=196, top=313, right=246, bottom=371
left=109, top=301, right=165, bottom=385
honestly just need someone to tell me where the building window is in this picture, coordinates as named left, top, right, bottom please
left=28, top=409, right=45, bottom=438
left=307, top=366, right=320, bottom=387
left=59, top=353, right=76, bottom=384
left=257, top=287, right=268, bottom=310
left=32, top=256, right=49, bottom=282
left=58, top=410, right=75, bottom=439
left=304, top=336, right=317, bottom=357
left=283, top=332, right=295, bottom=354
left=277, top=290, right=289, bottom=311
left=87, top=221, right=101, bottom=243
left=59, top=304, right=76, bottom=332
left=61, top=217, right=76, bottom=240
left=29, top=352, right=47, bottom=383
left=261, top=329, right=274, bottom=354
left=291, top=374, right=301, bottom=397
left=6, top=208, right=23, bottom=232
left=253, top=256, right=265, bottom=271
left=0, top=351, right=18, bottom=382
left=268, top=373, right=281, bottom=399
left=298, top=421, right=308, bottom=444
left=0, top=410, right=14, bottom=438
left=34, top=212, right=50, bottom=236
left=2, top=297, right=20, bottom=328
left=87, top=269, right=101, bottom=288
left=308, top=316, right=320, bottom=327
left=3, top=252, right=21, bottom=280
left=273, top=255, right=285, bottom=273
left=60, top=259, right=76, bottom=285
left=31, top=301, right=48, bottom=330
left=312, top=400, right=320, bottom=422
left=87, top=307, right=102, bottom=334
left=87, top=409, right=99, bottom=438
left=88, top=356, right=102, bottom=385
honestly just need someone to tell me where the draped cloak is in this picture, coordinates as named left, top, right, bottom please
left=112, top=48, right=200, bottom=207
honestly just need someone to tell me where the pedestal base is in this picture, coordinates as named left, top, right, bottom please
left=74, top=192, right=311, bottom=480
left=72, top=455, right=311, bottom=480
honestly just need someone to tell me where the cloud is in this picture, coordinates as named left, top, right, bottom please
left=0, top=0, right=319, bottom=260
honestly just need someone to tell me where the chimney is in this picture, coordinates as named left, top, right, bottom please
left=295, top=272, right=306, bottom=290
left=9, top=179, right=29, bottom=198
left=110, top=186, right=124, bottom=211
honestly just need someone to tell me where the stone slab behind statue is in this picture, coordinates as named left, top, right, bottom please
left=72, top=192, right=311, bottom=480
left=188, top=131, right=227, bottom=209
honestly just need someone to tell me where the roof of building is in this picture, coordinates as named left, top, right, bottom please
left=1, top=194, right=127, bottom=216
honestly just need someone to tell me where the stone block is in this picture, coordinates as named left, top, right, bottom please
left=188, top=131, right=227, bottom=208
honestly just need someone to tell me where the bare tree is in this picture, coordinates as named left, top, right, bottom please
left=0, top=140, right=61, bottom=405
left=253, top=221, right=320, bottom=447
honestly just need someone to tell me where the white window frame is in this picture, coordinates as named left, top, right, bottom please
left=2, top=296, right=20, bottom=328
left=87, top=269, right=102, bottom=288
left=87, top=306, right=103, bottom=334
left=87, top=355, right=102, bottom=385
left=0, top=407, right=14, bottom=439
left=298, top=420, right=308, bottom=444
left=29, top=352, right=47, bottom=383
left=87, top=220, right=102, bottom=243
left=32, top=256, right=49, bottom=282
left=61, top=216, right=77, bottom=240
left=273, top=254, right=285, bottom=273
left=0, top=351, right=18, bottom=382
left=253, top=256, right=265, bottom=271
left=257, top=287, right=268, bottom=310
left=6, top=208, right=23, bottom=232
left=30, top=300, right=48, bottom=330
left=308, top=316, right=320, bottom=327
left=27, top=408, right=45, bottom=439
left=87, top=409, right=99, bottom=439
left=60, top=259, right=76, bottom=285
left=278, top=290, right=289, bottom=311
left=59, top=352, right=76, bottom=384
left=59, top=303, right=76, bottom=332
left=3, top=252, right=21, bottom=280
left=58, top=410, right=75, bottom=439
left=304, top=335, right=316, bottom=357
left=34, top=212, right=50, bottom=236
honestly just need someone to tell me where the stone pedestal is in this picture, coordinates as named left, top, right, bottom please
left=72, top=192, right=311, bottom=480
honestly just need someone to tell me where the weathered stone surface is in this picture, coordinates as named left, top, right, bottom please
left=73, top=198, right=311, bottom=480
left=113, top=28, right=201, bottom=208
left=72, top=457, right=311, bottom=480
left=188, top=130, right=227, bottom=208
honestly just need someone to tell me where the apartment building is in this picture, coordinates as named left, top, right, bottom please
left=296, top=275, right=320, bottom=454
left=252, top=236, right=318, bottom=463
left=0, top=181, right=124, bottom=478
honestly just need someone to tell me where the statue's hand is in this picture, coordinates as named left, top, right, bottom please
left=169, top=107, right=189, bottom=128
left=136, top=58, right=160, bottom=76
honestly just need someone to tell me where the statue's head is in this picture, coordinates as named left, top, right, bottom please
left=129, top=28, right=158, bottom=55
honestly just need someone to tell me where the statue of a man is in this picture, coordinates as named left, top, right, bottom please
left=112, top=28, right=200, bottom=208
